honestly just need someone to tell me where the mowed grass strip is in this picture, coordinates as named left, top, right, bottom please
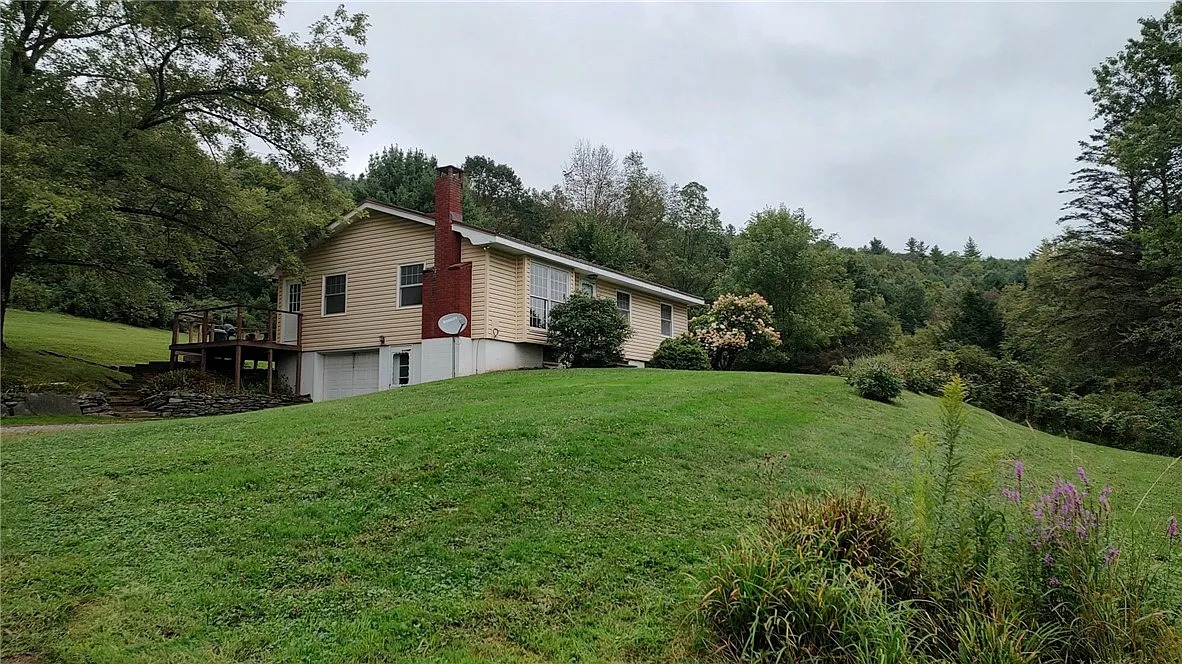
left=2, top=370, right=1178, bottom=662
left=1, top=309, right=173, bottom=388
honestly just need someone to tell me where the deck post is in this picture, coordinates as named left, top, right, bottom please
left=234, top=345, right=242, bottom=390
left=295, top=351, right=302, bottom=397
left=295, top=312, right=303, bottom=397
left=236, top=305, right=243, bottom=341
left=200, top=348, right=207, bottom=372
left=267, top=348, right=274, bottom=394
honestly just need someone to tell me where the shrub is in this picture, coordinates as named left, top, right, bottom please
left=546, top=293, right=631, bottom=368
left=698, top=492, right=920, bottom=662
left=1041, top=391, right=1182, bottom=456
left=140, top=369, right=229, bottom=395
left=689, top=293, right=780, bottom=370
left=648, top=335, right=710, bottom=370
left=844, top=357, right=903, bottom=403
left=900, top=355, right=954, bottom=396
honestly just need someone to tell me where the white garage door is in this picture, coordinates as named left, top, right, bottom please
left=322, top=351, right=380, bottom=400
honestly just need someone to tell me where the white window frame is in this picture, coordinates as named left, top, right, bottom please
left=322, top=273, right=347, bottom=316
left=616, top=291, right=632, bottom=322
left=660, top=303, right=674, bottom=337
left=529, top=261, right=570, bottom=330
left=393, top=351, right=411, bottom=386
left=398, top=263, right=425, bottom=308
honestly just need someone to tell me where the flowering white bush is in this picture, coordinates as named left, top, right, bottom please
left=689, top=293, right=780, bottom=369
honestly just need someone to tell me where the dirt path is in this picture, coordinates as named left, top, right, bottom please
left=2, top=423, right=129, bottom=435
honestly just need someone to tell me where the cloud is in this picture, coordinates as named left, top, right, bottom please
left=279, top=1, right=1166, bottom=257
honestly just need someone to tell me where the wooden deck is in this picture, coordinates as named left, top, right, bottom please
left=169, top=305, right=303, bottom=394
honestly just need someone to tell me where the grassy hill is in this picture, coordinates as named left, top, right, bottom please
left=2, top=370, right=1178, bottom=662
left=1, top=309, right=173, bottom=389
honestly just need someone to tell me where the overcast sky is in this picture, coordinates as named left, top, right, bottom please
left=280, top=1, right=1165, bottom=258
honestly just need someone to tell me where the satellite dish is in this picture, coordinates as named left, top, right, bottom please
left=438, top=313, right=468, bottom=336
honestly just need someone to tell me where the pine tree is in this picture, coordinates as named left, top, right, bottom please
left=962, top=237, right=982, bottom=260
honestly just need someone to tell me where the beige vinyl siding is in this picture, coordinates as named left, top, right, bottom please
left=596, top=282, right=689, bottom=361
left=463, top=242, right=486, bottom=337
left=482, top=249, right=525, bottom=341
left=297, top=213, right=434, bottom=351
left=524, top=257, right=574, bottom=344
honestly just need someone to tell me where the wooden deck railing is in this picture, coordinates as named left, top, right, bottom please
left=170, top=304, right=302, bottom=349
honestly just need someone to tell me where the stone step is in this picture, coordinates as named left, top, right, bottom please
left=112, top=410, right=159, bottom=420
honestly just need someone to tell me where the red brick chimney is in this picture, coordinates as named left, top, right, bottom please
left=434, top=165, right=463, bottom=268
left=422, top=165, right=473, bottom=339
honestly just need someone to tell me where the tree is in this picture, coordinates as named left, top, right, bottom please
left=1042, top=2, right=1182, bottom=380
left=546, top=212, right=644, bottom=272
left=689, top=293, right=780, bottom=369
left=868, top=237, right=889, bottom=255
left=546, top=292, right=631, bottom=367
left=963, top=237, right=982, bottom=260
left=463, top=154, right=548, bottom=241
left=621, top=151, right=671, bottom=269
left=722, top=207, right=854, bottom=353
left=653, top=181, right=729, bottom=295
left=945, top=289, right=1005, bottom=353
left=1, top=0, right=371, bottom=345
left=348, top=146, right=436, bottom=210
left=905, top=237, right=927, bottom=258
left=562, top=141, right=622, bottom=222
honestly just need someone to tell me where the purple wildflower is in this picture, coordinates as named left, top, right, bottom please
left=1168, top=516, right=1178, bottom=540
left=1104, top=547, right=1119, bottom=565
left=1002, top=487, right=1021, bottom=503
left=1014, top=460, right=1025, bottom=482
left=1076, top=466, right=1090, bottom=487
left=1043, top=553, right=1054, bottom=566
left=1099, top=486, right=1113, bottom=511
left=1048, top=577, right=1060, bottom=586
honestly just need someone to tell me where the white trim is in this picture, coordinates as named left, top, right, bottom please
left=615, top=290, right=632, bottom=323
left=319, top=201, right=704, bottom=306
left=528, top=260, right=570, bottom=331
left=659, top=302, right=674, bottom=337
left=283, top=279, right=303, bottom=313
left=322, top=272, right=348, bottom=317
left=397, top=262, right=425, bottom=309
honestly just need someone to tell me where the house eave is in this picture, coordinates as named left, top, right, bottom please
left=312, top=200, right=706, bottom=307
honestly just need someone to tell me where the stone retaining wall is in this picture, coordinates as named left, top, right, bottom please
left=2, top=391, right=111, bottom=416
left=142, top=390, right=311, bottom=417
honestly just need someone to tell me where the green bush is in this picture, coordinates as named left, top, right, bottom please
left=1041, top=391, right=1181, bottom=456
left=879, top=345, right=1180, bottom=455
left=698, top=492, right=919, bottom=662
left=900, top=354, right=954, bottom=396
left=844, top=358, right=904, bottom=403
left=545, top=293, right=631, bottom=368
left=140, top=369, right=229, bottom=396
left=648, top=335, right=710, bottom=370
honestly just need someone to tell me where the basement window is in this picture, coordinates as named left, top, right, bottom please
left=323, top=274, right=347, bottom=315
left=399, top=263, right=424, bottom=307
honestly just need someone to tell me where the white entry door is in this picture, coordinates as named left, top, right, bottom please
left=281, top=280, right=302, bottom=344
left=322, top=351, right=380, bottom=400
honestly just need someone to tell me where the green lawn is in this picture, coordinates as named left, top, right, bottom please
left=1, top=309, right=172, bottom=389
left=2, top=370, right=1178, bottom=662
